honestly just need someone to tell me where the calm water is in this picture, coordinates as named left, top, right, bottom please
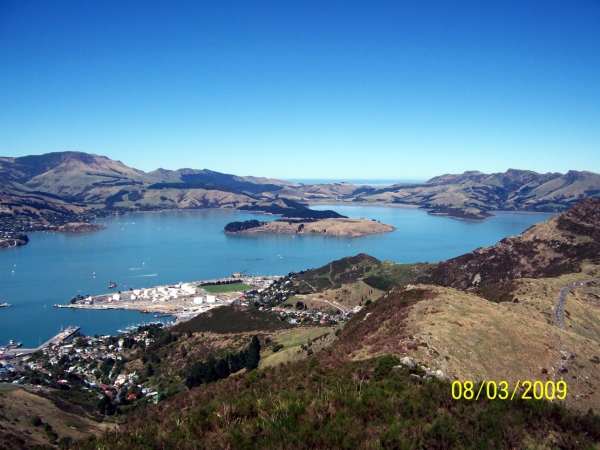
left=0, top=206, right=554, bottom=346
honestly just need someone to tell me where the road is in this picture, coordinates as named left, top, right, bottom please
left=302, top=295, right=348, bottom=315
left=554, top=278, right=599, bottom=330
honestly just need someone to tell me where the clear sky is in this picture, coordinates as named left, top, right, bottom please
left=1, top=1, right=599, bottom=180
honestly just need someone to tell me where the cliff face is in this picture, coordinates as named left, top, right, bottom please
left=417, top=198, right=600, bottom=289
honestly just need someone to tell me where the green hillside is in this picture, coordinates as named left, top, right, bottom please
left=172, top=306, right=292, bottom=334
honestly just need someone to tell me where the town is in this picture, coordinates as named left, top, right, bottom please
left=0, top=272, right=356, bottom=417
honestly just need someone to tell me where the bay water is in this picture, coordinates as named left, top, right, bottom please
left=0, top=206, right=554, bottom=347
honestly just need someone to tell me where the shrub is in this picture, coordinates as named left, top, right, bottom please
left=30, top=416, right=42, bottom=427
left=272, top=344, right=284, bottom=353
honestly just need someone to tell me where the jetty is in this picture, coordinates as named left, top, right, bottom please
left=3, top=326, right=80, bottom=357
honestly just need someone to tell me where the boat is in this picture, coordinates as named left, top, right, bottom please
left=6, top=340, right=22, bottom=350
left=0, top=303, right=11, bottom=307
left=154, top=313, right=171, bottom=318
left=108, top=282, right=117, bottom=289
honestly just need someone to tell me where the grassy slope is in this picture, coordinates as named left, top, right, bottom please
left=172, top=306, right=292, bottom=334
left=293, top=254, right=429, bottom=295
left=202, top=283, right=253, bottom=293
left=259, top=327, right=336, bottom=369
left=0, top=386, right=113, bottom=449
left=417, top=198, right=600, bottom=290
left=328, top=265, right=600, bottom=413
left=70, top=316, right=600, bottom=449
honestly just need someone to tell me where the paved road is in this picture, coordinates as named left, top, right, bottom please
left=554, top=278, right=600, bottom=330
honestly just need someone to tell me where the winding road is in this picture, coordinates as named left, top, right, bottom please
left=554, top=278, right=599, bottom=330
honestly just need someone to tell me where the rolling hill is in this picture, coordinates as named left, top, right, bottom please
left=2, top=152, right=600, bottom=227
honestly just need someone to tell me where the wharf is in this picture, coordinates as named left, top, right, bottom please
left=3, top=326, right=80, bottom=357
left=62, top=275, right=281, bottom=317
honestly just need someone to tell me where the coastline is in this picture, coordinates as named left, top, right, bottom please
left=57, top=276, right=280, bottom=322
left=308, top=200, right=421, bottom=209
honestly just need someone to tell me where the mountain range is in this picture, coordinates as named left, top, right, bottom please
left=1, top=152, right=600, bottom=234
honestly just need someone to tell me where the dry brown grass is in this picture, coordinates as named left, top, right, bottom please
left=236, top=218, right=396, bottom=237
left=259, top=327, right=336, bottom=368
left=315, top=281, right=384, bottom=310
left=387, top=267, right=600, bottom=412
left=0, top=386, right=113, bottom=448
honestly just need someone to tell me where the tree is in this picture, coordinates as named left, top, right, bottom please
left=229, top=352, right=245, bottom=373
left=186, top=362, right=205, bottom=388
left=216, top=358, right=230, bottom=379
left=245, top=335, right=261, bottom=372
left=203, top=357, right=217, bottom=383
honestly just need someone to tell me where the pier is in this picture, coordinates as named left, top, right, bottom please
left=3, top=326, right=80, bottom=357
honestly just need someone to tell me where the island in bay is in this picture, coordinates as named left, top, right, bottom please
left=225, top=218, right=396, bottom=237
left=223, top=198, right=396, bottom=237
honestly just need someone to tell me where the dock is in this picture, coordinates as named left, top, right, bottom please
left=3, top=326, right=80, bottom=357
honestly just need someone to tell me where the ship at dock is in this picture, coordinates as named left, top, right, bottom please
left=0, top=340, right=23, bottom=351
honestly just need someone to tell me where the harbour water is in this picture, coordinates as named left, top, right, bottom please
left=0, top=206, right=554, bottom=347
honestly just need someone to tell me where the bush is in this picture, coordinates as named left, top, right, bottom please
left=374, top=354, right=400, bottom=381
left=30, top=416, right=42, bottom=427
left=272, top=344, right=284, bottom=353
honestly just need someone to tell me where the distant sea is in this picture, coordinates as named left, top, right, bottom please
left=0, top=205, right=554, bottom=347
left=288, top=179, right=426, bottom=187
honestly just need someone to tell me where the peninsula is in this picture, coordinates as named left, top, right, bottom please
left=225, top=218, right=396, bottom=238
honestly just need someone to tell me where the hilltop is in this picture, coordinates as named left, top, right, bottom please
left=347, top=168, right=600, bottom=220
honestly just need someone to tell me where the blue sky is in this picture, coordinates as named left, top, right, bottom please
left=1, top=1, right=599, bottom=180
